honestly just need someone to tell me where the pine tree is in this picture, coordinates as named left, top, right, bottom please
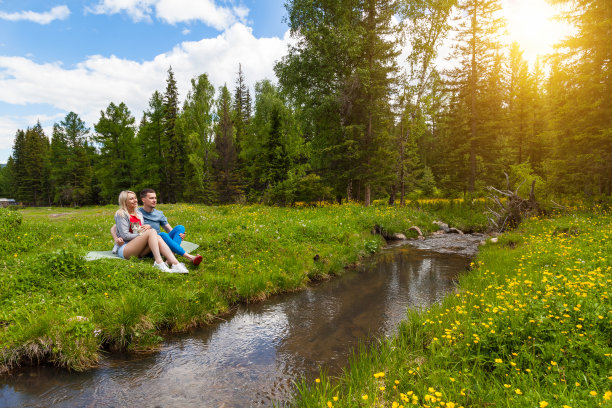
left=49, top=112, right=92, bottom=206
left=136, top=91, right=166, bottom=195
left=398, top=0, right=454, bottom=203
left=213, top=85, right=241, bottom=203
left=93, top=102, right=137, bottom=202
left=181, top=73, right=216, bottom=203
left=545, top=0, right=612, bottom=194
left=0, top=158, right=13, bottom=198
left=12, top=123, right=51, bottom=205
left=276, top=0, right=400, bottom=204
left=446, top=0, right=505, bottom=192
left=353, top=0, right=400, bottom=206
left=506, top=43, right=534, bottom=165
left=162, top=66, right=184, bottom=202
left=233, top=63, right=250, bottom=157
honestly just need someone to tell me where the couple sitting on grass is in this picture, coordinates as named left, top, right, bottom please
left=112, top=188, right=202, bottom=273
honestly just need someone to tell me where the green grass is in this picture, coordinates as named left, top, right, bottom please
left=0, top=201, right=488, bottom=373
left=292, top=209, right=612, bottom=407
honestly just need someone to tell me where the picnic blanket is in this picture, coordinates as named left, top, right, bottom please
left=85, top=241, right=199, bottom=261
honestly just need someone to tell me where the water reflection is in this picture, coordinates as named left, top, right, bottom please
left=1, top=244, right=470, bottom=408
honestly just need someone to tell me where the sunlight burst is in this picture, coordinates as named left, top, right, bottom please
left=502, top=0, right=574, bottom=64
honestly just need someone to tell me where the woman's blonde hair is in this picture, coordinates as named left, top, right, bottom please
left=115, top=190, right=143, bottom=222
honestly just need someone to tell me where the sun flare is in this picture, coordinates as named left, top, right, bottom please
left=502, top=0, right=574, bottom=64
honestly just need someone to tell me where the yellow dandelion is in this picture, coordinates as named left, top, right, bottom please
left=495, top=358, right=503, bottom=363
left=315, top=378, right=320, bottom=383
left=327, top=402, right=332, bottom=408
left=590, top=391, right=597, bottom=396
left=362, top=394, right=368, bottom=400
left=515, top=389, right=522, bottom=395
left=539, top=401, right=549, bottom=408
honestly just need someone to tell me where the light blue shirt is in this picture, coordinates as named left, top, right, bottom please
left=138, top=207, right=168, bottom=233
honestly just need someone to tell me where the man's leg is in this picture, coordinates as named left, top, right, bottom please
left=168, top=225, right=185, bottom=245
left=159, top=225, right=186, bottom=256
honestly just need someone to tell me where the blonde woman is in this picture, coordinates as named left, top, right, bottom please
left=114, top=190, right=189, bottom=273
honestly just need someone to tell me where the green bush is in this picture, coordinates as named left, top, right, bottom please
left=36, top=249, right=90, bottom=279
left=0, top=207, right=22, bottom=235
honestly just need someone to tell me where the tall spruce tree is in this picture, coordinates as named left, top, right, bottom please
left=136, top=91, right=166, bottom=194
left=446, top=0, right=505, bottom=192
left=49, top=112, right=92, bottom=206
left=162, top=66, right=184, bottom=202
left=93, top=102, right=137, bottom=203
left=11, top=123, right=50, bottom=205
left=276, top=0, right=362, bottom=200
left=506, top=43, right=534, bottom=165
left=181, top=73, right=216, bottom=203
left=276, top=0, right=400, bottom=204
left=352, top=0, right=400, bottom=205
left=398, top=0, right=454, bottom=203
left=545, top=0, right=612, bottom=194
left=213, top=85, right=241, bottom=203
left=0, top=159, right=13, bottom=197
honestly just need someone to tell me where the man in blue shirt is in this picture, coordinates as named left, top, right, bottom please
left=112, top=189, right=202, bottom=265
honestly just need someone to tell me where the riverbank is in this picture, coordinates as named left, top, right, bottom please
left=0, top=201, right=488, bottom=373
left=293, top=208, right=612, bottom=407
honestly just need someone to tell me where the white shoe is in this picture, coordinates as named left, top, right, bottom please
left=153, top=261, right=171, bottom=272
left=112, top=244, right=119, bottom=254
left=170, top=262, right=189, bottom=274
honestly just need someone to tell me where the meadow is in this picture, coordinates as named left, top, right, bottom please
left=293, top=207, right=612, bottom=407
left=0, top=200, right=488, bottom=373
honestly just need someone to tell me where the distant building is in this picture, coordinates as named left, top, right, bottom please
left=0, top=198, right=17, bottom=207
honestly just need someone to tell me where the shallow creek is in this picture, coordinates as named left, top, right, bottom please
left=0, top=234, right=484, bottom=407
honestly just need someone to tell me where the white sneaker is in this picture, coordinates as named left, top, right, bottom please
left=170, top=262, right=189, bottom=274
left=153, top=261, right=171, bottom=272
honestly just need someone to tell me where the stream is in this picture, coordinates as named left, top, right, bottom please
left=0, top=234, right=484, bottom=407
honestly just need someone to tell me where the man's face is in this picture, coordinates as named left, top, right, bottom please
left=142, top=193, right=157, bottom=209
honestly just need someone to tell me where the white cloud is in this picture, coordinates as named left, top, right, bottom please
left=87, top=0, right=248, bottom=29
left=0, top=5, right=70, bottom=24
left=0, top=23, right=290, bottom=159
left=85, top=0, right=156, bottom=23
left=182, top=28, right=191, bottom=35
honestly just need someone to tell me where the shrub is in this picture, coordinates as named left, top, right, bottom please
left=0, top=207, right=22, bottom=235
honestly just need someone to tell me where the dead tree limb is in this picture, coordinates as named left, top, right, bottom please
left=486, top=178, right=541, bottom=232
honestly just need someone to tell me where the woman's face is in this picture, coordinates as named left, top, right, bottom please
left=127, top=193, right=138, bottom=210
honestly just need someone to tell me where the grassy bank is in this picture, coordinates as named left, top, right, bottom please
left=293, top=209, right=612, bottom=407
left=0, top=201, right=488, bottom=373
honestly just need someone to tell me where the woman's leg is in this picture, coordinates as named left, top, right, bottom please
left=139, top=229, right=163, bottom=262
left=157, top=235, right=179, bottom=265
left=122, top=230, right=158, bottom=261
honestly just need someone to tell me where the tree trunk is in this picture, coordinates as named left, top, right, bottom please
left=469, top=10, right=478, bottom=193
left=365, top=184, right=371, bottom=207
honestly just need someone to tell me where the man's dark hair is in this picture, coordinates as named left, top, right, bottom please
left=140, top=188, right=156, bottom=198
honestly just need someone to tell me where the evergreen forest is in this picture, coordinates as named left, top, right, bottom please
left=0, top=0, right=609, bottom=206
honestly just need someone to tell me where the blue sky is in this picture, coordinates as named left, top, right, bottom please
left=0, top=0, right=290, bottom=162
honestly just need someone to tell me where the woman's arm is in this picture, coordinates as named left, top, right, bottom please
left=114, top=213, right=139, bottom=241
